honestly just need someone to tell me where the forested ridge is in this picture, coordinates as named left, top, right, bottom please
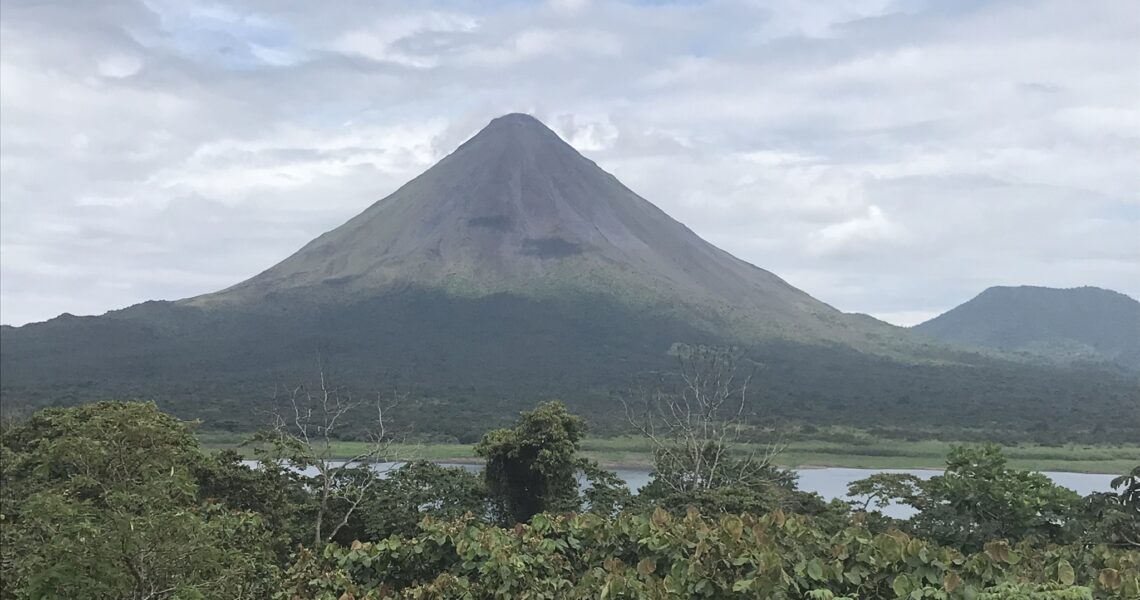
left=4, top=313, right=1138, bottom=445
left=915, top=286, right=1140, bottom=370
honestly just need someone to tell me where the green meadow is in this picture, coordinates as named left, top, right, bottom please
left=197, top=431, right=1139, bottom=474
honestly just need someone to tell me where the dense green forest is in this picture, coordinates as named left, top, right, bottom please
left=4, top=319, right=1139, bottom=447
left=2, top=398, right=1137, bottom=599
left=914, top=286, right=1140, bottom=370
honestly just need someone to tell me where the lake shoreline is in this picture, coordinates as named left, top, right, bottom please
left=219, top=451, right=1129, bottom=475
left=430, top=458, right=1123, bottom=475
left=237, top=458, right=1119, bottom=520
left=200, top=433, right=1139, bottom=475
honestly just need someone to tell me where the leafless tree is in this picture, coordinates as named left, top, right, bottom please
left=260, top=361, right=404, bottom=546
left=622, top=343, right=783, bottom=493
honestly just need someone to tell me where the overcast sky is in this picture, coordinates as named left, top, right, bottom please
left=2, top=0, right=1138, bottom=327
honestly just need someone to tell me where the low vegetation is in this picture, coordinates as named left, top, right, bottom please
left=2, top=399, right=1137, bottom=599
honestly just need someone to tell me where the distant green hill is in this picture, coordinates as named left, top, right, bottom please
left=2, top=115, right=1137, bottom=440
left=914, top=286, right=1140, bottom=370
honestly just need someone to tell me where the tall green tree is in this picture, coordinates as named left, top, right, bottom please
left=475, top=401, right=587, bottom=524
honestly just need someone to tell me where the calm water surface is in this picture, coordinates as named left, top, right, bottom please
left=245, top=461, right=1116, bottom=519
left=613, top=467, right=1114, bottom=518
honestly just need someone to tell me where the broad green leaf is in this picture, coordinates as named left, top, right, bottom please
left=1057, top=559, right=1075, bottom=586
left=807, top=559, right=824, bottom=581
left=893, top=574, right=913, bottom=598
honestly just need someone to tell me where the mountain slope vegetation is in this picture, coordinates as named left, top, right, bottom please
left=915, top=286, right=1140, bottom=370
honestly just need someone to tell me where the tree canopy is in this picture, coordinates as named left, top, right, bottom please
left=2, top=401, right=1137, bottom=599
left=475, top=400, right=587, bottom=524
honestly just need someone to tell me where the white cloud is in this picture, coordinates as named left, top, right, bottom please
left=147, top=120, right=447, bottom=202
left=248, top=43, right=302, bottom=66
left=460, top=28, right=622, bottom=67
left=811, top=205, right=906, bottom=255
left=1, top=0, right=1138, bottom=326
left=548, top=0, right=591, bottom=13
left=97, top=53, right=142, bottom=78
left=328, top=12, right=479, bottom=68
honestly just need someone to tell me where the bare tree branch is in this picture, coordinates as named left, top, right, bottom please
left=264, top=359, right=407, bottom=546
left=622, top=344, right=784, bottom=493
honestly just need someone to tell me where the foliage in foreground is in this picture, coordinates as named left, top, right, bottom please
left=281, top=508, right=1139, bottom=599
left=2, top=401, right=1138, bottom=600
left=0, top=402, right=279, bottom=599
left=849, top=445, right=1085, bottom=552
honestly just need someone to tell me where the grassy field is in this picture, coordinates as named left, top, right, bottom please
left=197, top=432, right=476, bottom=462
left=197, top=431, right=1140, bottom=474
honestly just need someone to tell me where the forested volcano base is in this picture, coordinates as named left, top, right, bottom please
left=1, top=401, right=1137, bottom=599
left=4, top=289, right=1139, bottom=445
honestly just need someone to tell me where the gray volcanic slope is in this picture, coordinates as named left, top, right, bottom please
left=194, top=113, right=881, bottom=344
left=915, top=286, right=1140, bottom=369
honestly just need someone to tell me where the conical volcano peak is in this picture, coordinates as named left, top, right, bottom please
left=207, top=110, right=837, bottom=340
left=481, top=112, right=564, bottom=139
left=453, top=112, right=575, bottom=163
left=487, top=112, right=548, bottom=129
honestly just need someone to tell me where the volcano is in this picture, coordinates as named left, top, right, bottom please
left=194, top=113, right=873, bottom=344
left=3, top=114, right=1136, bottom=435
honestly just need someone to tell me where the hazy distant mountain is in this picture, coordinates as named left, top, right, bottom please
left=914, top=286, right=1140, bottom=370
left=3, top=115, right=1137, bottom=436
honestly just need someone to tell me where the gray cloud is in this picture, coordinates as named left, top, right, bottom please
left=2, top=0, right=1137, bottom=326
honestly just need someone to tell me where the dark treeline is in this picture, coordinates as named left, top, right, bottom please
left=1, top=398, right=1137, bottom=599
left=4, top=315, right=1139, bottom=446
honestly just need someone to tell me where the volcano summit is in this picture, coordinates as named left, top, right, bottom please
left=2, top=114, right=1135, bottom=435
left=197, top=113, right=874, bottom=344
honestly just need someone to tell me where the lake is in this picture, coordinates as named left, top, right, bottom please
left=613, top=466, right=1115, bottom=518
left=245, top=461, right=1117, bottom=519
